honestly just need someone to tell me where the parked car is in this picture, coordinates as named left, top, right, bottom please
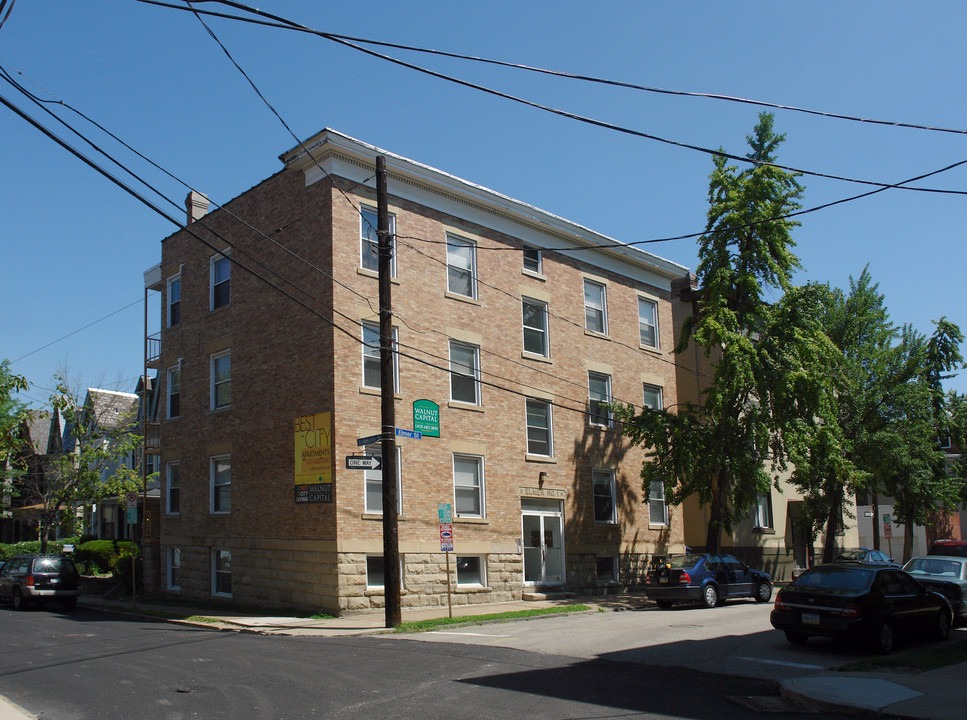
left=833, top=548, right=899, bottom=566
left=770, top=563, right=951, bottom=653
left=645, top=553, right=772, bottom=609
left=0, top=555, right=81, bottom=611
left=929, top=540, right=967, bottom=558
left=903, top=555, right=967, bottom=625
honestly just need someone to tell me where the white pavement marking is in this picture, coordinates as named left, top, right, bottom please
left=734, top=656, right=826, bottom=670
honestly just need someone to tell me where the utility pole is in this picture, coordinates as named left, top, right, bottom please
left=377, top=156, right=402, bottom=627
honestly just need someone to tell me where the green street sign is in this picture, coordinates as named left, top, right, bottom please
left=413, top=399, right=440, bottom=437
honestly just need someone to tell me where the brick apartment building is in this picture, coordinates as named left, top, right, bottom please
left=144, top=128, right=694, bottom=615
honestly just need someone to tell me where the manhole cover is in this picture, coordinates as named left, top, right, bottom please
left=727, top=695, right=818, bottom=713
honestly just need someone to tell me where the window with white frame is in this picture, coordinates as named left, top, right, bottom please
left=649, top=480, right=667, bottom=526
left=753, top=491, right=773, bottom=530
left=167, top=366, right=180, bottom=419
left=522, top=245, right=542, bottom=274
left=166, top=462, right=180, bottom=514
left=168, top=547, right=181, bottom=590
left=592, top=468, right=616, bottom=523
left=167, top=273, right=181, bottom=327
left=364, top=446, right=402, bottom=515
left=638, top=296, right=659, bottom=348
left=588, top=371, right=612, bottom=427
left=584, top=279, right=607, bottom=334
left=211, top=351, right=231, bottom=410
left=212, top=549, right=231, bottom=596
left=522, top=297, right=549, bottom=357
left=210, top=454, right=231, bottom=513
left=642, top=383, right=663, bottom=411
left=210, top=253, right=230, bottom=310
left=446, top=235, right=477, bottom=298
left=361, top=321, right=399, bottom=391
left=449, top=340, right=480, bottom=405
left=456, top=556, right=485, bottom=586
left=525, top=398, right=553, bottom=456
left=453, top=454, right=484, bottom=517
left=359, top=205, right=396, bottom=275
left=366, top=556, right=385, bottom=588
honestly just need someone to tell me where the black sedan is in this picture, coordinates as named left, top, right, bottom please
left=770, top=563, right=952, bottom=653
left=645, top=553, right=772, bottom=609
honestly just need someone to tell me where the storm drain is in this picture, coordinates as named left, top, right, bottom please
left=727, top=695, right=819, bottom=713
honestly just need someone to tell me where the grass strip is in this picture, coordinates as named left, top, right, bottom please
left=836, top=638, right=967, bottom=674
left=393, top=604, right=592, bottom=633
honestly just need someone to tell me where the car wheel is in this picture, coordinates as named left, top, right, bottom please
left=785, top=631, right=808, bottom=645
left=874, top=621, right=894, bottom=654
left=656, top=600, right=674, bottom=609
left=11, top=587, right=26, bottom=611
left=702, top=585, right=719, bottom=609
left=755, top=581, right=772, bottom=603
left=62, top=597, right=77, bottom=612
left=936, top=609, right=951, bottom=641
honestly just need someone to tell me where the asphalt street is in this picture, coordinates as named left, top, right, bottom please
left=0, top=606, right=852, bottom=719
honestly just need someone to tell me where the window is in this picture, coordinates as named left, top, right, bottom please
left=643, top=383, right=663, bottom=411
left=596, top=556, right=617, bottom=584
left=359, top=205, right=396, bottom=275
left=588, top=372, right=612, bottom=427
left=168, top=547, right=181, bottom=590
left=166, top=462, right=180, bottom=514
left=167, top=274, right=181, bottom=327
left=649, top=481, right=667, bottom=526
left=446, top=235, right=477, bottom=298
left=638, top=297, right=659, bottom=348
left=453, top=454, right=484, bottom=518
left=213, top=549, right=231, bottom=596
left=366, top=556, right=385, bottom=588
left=210, top=253, right=230, bottom=310
left=362, top=322, right=399, bottom=390
left=522, top=297, right=549, bottom=356
left=211, top=455, right=231, bottom=513
left=592, top=469, right=616, bottom=523
left=523, top=245, right=542, bottom=274
left=753, top=491, right=773, bottom=530
left=525, top=398, right=553, bottom=456
left=211, top=351, right=231, bottom=410
left=167, top=366, right=180, bottom=419
left=584, top=279, right=607, bottom=334
left=456, top=556, right=485, bottom=586
left=449, top=340, right=480, bottom=405
left=364, top=446, right=402, bottom=515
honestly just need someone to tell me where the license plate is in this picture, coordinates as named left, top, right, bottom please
left=658, top=577, right=668, bottom=584
left=801, top=612, right=819, bottom=625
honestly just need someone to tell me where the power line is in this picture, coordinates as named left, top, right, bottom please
left=141, top=0, right=967, bottom=196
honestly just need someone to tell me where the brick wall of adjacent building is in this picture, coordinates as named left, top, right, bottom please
left=155, top=136, right=688, bottom=615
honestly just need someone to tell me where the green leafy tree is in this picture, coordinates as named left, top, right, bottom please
left=616, top=113, right=836, bottom=552
left=1, top=361, right=29, bottom=513
left=27, top=377, right=144, bottom=553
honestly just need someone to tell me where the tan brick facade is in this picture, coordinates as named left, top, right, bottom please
left=152, top=129, right=689, bottom=615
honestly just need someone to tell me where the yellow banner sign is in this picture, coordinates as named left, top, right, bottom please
left=294, top=412, right=332, bottom=486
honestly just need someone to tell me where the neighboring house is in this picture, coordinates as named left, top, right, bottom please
left=144, top=128, right=693, bottom=614
left=3, top=409, right=66, bottom=543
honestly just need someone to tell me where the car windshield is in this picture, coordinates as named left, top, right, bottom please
left=834, top=550, right=867, bottom=561
left=662, top=554, right=705, bottom=569
left=793, top=566, right=874, bottom=592
left=904, top=558, right=963, bottom=578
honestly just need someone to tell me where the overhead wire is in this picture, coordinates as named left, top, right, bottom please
left=140, top=0, right=967, bottom=196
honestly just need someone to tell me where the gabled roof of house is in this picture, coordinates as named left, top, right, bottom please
left=83, top=388, right=139, bottom=431
left=20, top=409, right=62, bottom=455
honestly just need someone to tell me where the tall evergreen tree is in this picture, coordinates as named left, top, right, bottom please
left=617, top=113, right=835, bottom=552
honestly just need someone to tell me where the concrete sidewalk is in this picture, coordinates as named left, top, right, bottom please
left=3, top=594, right=965, bottom=720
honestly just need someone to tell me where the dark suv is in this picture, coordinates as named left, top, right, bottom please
left=0, top=555, right=81, bottom=611
left=929, top=540, right=967, bottom=558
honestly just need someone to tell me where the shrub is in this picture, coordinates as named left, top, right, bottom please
left=75, top=540, right=119, bottom=574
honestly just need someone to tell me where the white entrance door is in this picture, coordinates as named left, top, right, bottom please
left=522, top=498, right=564, bottom=586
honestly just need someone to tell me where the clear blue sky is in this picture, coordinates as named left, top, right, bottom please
left=2, top=1, right=965, bottom=406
